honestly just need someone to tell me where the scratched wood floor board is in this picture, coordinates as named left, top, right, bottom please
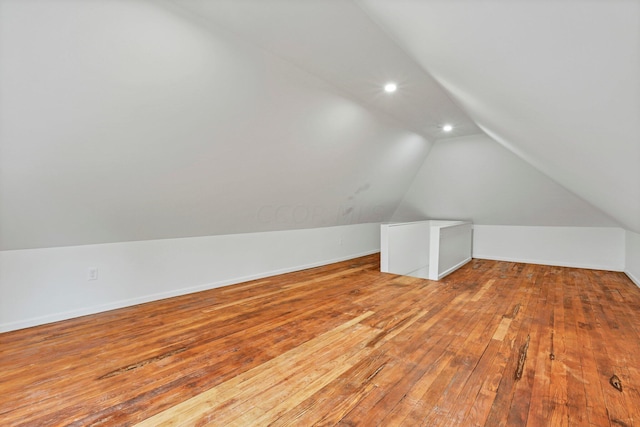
left=525, top=269, right=560, bottom=425
left=344, top=302, right=487, bottom=425
left=582, top=277, right=629, bottom=425
left=585, top=272, right=638, bottom=426
left=441, top=272, right=528, bottom=425
left=2, top=254, right=640, bottom=426
left=464, top=266, right=539, bottom=427
left=573, top=289, right=617, bottom=427
left=483, top=264, right=545, bottom=426
left=559, top=273, right=589, bottom=426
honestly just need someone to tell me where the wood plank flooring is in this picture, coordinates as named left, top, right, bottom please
left=1, top=254, right=640, bottom=426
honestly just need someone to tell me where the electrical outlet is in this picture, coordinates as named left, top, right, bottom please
left=87, top=267, right=98, bottom=281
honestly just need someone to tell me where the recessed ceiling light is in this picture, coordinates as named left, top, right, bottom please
left=384, top=82, right=397, bottom=93
left=442, top=124, right=453, bottom=132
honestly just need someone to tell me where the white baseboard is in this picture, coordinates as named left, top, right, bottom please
left=1, top=249, right=379, bottom=333
left=438, top=257, right=472, bottom=280
left=474, top=254, right=623, bottom=272
left=626, top=270, right=640, bottom=288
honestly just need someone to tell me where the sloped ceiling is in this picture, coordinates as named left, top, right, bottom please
left=359, top=0, right=640, bottom=233
left=171, top=0, right=482, bottom=140
left=1, top=0, right=637, bottom=251
left=0, top=0, right=433, bottom=250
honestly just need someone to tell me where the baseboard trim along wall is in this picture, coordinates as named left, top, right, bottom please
left=2, top=223, right=636, bottom=333
left=0, top=223, right=380, bottom=333
left=474, top=254, right=621, bottom=272
left=627, top=271, right=640, bottom=288
left=626, top=230, right=640, bottom=288
left=472, top=225, right=626, bottom=272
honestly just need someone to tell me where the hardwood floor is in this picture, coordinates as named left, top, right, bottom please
left=1, top=254, right=639, bottom=426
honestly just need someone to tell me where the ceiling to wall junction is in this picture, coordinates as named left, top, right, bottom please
left=359, top=0, right=640, bottom=233
left=0, top=0, right=434, bottom=250
left=0, top=0, right=636, bottom=250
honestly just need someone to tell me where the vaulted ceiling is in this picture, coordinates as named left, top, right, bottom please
left=172, top=0, right=482, bottom=140
left=0, top=0, right=637, bottom=250
left=360, top=0, right=640, bottom=233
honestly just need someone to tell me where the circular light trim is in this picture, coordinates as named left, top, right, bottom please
left=384, top=82, right=397, bottom=93
left=442, top=124, right=453, bottom=132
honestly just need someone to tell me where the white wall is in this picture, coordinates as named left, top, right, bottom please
left=626, top=230, right=640, bottom=287
left=0, top=223, right=379, bottom=332
left=0, top=0, right=430, bottom=250
left=473, top=225, right=625, bottom=271
left=392, top=135, right=620, bottom=227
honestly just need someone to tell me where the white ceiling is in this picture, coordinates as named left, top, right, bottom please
left=174, top=0, right=640, bottom=232
left=0, top=0, right=637, bottom=250
left=359, top=0, right=640, bottom=233
left=173, top=0, right=483, bottom=141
